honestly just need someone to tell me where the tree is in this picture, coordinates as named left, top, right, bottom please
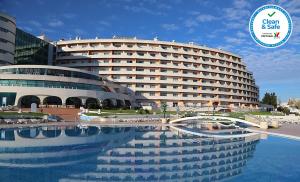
left=282, top=107, right=290, bottom=115
left=161, top=103, right=167, bottom=118
left=261, top=92, right=277, bottom=108
left=288, top=98, right=300, bottom=109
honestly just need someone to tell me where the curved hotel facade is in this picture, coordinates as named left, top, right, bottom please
left=0, top=13, right=16, bottom=65
left=0, top=65, right=133, bottom=108
left=55, top=38, right=259, bottom=109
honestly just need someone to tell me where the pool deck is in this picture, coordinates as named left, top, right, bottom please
left=247, top=124, right=300, bottom=141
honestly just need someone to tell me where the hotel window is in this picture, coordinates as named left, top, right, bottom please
left=193, top=79, right=197, bottom=82
left=127, top=52, right=133, bottom=56
left=183, top=55, right=189, bottom=59
left=136, top=60, right=144, bottom=63
left=160, top=76, right=167, bottom=80
left=150, top=69, right=155, bottom=72
left=160, top=84, right=167, bottom=88
left=137, top=43, right=146, bottom=48
left=202, top=50, right=209, bottom=54
left=161, top=53, right=168, bottom=57
left=173, top=78, right=178, bottom=81
left=113, top=43, right=122, bottom=47
left=150, top=84, right=156, bottom=88
left=160, top=69, right=167, bottom=73
left=149, top=92, right=155, bottom=96
left=173, top=62, right=179, bottom=66
left=136, top=84, right=144, bottom=88
left=136, top=67, right=144, bottom=71
left=193, top=94, right=198, bottom=97
left=136, top=76, right=144, bottom=80
left=160, top=60, right=168, bottom=65
left=112, top=51, right=122, bottom=55
left=202, top=57, right=209, bottom=61
left=102, top=43, right=110, bottom=47
left=173, top=54, right=179, bottom=58
left=112, top=59, right=121, bottom=63
left=183, top=70, right=188, bottom=74
left=137, top=52, right=145, bottom=56
left=99, top=67, right=108, bottom=71
left=127, top=44, right=134, bottom=48
left=135, top=92, right=142, bottom=96
left=173, top=70, right=178, bottom=73
left=150, top=61, right=155, bottom=64
left=183, top=78, right=188, bottom=81
left=112, top=75, right=120, bottom=79
left=173, top=85, right=178, bottom=89
left=127, top=60, right=132, bottom=63
left=161, top=45, right=168, bottom=50
left=103, top=52, right=110, bottom=55
left=150, top=53, right=156, bottom=57
left=183, top=93, right=188, bottom=97
left=127, top=76, right=132, bottom=79
left=183, top=47, right=190, bottom=52
left=193, top=86, right=197, bottom=90
left=150, top=77, right=155, bottom=80
left=160, top=92, right=167, bottom=96
left=193, top=72, right=197, bottom=75
left=173, top=93, right=178, bottom=96
left=112, top=67, right=120, bottom=71
left=126, top=68, right=132, bottom=71
left=183, top=85, right=188, bottom=89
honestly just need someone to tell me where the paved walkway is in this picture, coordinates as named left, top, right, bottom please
left=246, top=124, right=300, bottom=141
left=22, top=108, right=80, bottom=121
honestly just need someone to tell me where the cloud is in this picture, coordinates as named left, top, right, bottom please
left=224, top=37, right=245, bottom=45
left=98, top=20, right=111, bottom=26
left=74, top=28, right=86, bottom=35
left=124, top=5, right=165, bottom=15
left=184, top=13, right=218, bottom=30
left=161, top=23, right=179, bottom=31
left=28, top=20, right=42, bottom=27
left=48, top=19, right=64, bottom=27
left=239, top=47, right=300, bottom=85
left=196, top=14, right=218, bottom=22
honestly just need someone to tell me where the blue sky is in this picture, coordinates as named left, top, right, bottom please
left=1, top=0, right=300, bottom=102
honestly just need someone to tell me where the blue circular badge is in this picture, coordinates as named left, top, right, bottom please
left=249, top=4, right=293, bottom=48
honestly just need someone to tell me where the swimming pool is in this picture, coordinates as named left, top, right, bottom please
left=0, top=125, right=299, bottom=182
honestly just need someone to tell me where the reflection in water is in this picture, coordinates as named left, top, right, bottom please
left=0, top=125, right=260, bottom=182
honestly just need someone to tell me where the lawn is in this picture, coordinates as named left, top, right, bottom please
left=0, top=112, right=46, bottom=119
left=228, top=111, right=284, bottom=119
left=86, top=109, right=179, bottom=117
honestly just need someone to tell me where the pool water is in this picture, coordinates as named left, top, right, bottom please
left=0, top=125, right=299, bottom=182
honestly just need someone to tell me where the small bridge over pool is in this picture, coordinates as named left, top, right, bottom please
left=170, top=116, right=262, bottom=128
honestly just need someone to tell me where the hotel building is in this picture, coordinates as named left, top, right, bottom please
left=0, top=12, right=16, bottom=65
left=55, top=38, right=259, bottom=109
left=0, top=65, right=133, bottom=108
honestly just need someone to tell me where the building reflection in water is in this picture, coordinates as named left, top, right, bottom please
left=0, top=125, right=260, bottom=182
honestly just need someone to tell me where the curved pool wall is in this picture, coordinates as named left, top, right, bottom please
left=0, top=125, right=260, bottom=182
